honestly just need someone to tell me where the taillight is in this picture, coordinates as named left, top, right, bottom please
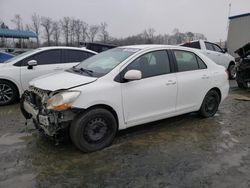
left=225, top=69, right=229, bottom=80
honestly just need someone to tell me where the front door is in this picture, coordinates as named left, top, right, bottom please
left=121, top=50, right=177, bottom=127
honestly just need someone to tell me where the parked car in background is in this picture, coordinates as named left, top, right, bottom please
left=180, top=40, right=236, bottom=79
left=81, top=42, right=118, bottom=53
left=235, top=42, right=250, bottom=88
left=21, top=45, right=229, bottom=152
left=0, top=51, right=14, bottom=63
left=0, top=46, right=97, bottom=106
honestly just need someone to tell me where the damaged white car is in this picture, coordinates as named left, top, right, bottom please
left=21, top=45, right=229, bottom=152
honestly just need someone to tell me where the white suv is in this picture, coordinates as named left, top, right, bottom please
left=21, top=45, right=229, bottom=152
left=0, top=46, right=97, bottom=105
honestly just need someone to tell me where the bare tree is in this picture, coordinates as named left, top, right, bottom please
left=185, top=32, right=194, bottom=42
left=99, top=22, right=109, bottom=43
left=88, top=25, right=99, bottom=42
left=41, top=17, right=53, bottom=46
left=74, top=19, right=82, bottom=46
left=52, top=21, right=61, bottom=46
left=11, top=14, right=23, bottom=30
left=11, top=14, right=23, bottom=48
left=61, top=17, right=70, bottom=46
left=81, top=22, right=88, bottom=43
left=69, top=18, right=76, bottom=45
left=142, top=28, right=156, bottom=43
left=30, top=13, right=41, bottom=47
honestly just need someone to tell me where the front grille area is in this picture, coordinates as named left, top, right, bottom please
left=26, top=86, right=50, bottom=110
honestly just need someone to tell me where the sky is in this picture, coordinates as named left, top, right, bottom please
left=0, top=0, right=250, bottom=42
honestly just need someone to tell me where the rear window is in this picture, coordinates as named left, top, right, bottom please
left=181, top=41, right=201, bottom=49
left=174, top=50, right=207, bottom=72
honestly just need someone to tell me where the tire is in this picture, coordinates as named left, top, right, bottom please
left=70, top=108, right=117, bottom=152
left=228, top=64, right=236, bottom=80
left=199, top=90, right=220, bottom=118
left=0, top=80, right=19, bottom=106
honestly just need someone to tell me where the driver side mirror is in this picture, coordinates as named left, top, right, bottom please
left=223, top=48, right=228, bottom=53
left=124, top=70, right=142, bottom=81
left=27, top=60, right=37, bottom=69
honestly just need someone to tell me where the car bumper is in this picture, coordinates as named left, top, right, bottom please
left=22, top=99, right=77, bottom=136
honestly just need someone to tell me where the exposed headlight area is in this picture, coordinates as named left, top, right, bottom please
left=47, top=91, right=81, bottom=111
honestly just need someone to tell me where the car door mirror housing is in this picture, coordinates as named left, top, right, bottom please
left=27, top=60, right=37, bottom=69
left=124, top=70, right=142, bottom=81
left=223, top=48, right=228, bottom=53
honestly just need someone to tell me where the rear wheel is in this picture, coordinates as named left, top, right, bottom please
left=70, top=108, right=117, bottom=152
left=0, top=80, right=19, bottom=106
left=199, top=90, right=220, bottom=118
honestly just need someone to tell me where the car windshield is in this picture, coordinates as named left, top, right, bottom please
left=4, top=49, right=38, bottom=63
left=74, top=47, right=140, bottom=77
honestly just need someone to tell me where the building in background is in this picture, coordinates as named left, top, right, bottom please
left=227, top=13, right=250, bottom=57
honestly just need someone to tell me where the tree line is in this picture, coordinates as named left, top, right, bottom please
left=0, top=14, right=207, bottom=48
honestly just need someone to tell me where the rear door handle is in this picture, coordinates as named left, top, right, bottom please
left=201, top=75, right=209, bottom=79
left=166, top=80, right=176, bottom=86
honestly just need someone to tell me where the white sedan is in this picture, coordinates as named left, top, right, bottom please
left=0, top=46, right=97, bottom=105
left=22, top=45, right=229, bottom=152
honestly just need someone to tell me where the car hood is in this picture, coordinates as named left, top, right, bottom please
left=235, top=42, right=250, bottom=58
left=29, top=71, right=98, bottom=91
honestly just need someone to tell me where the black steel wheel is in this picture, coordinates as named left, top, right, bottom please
left=0, top=80, right=19, bottom=106
left=70, top=108, right=117, bottom=152
left=199, top=90, right=220, bottom=118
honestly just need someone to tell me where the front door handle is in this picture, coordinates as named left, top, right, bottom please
left=54, top=67, right=63, bottom=70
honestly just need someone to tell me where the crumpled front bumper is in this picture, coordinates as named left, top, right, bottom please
left=21, top=94, right=78, bottom=136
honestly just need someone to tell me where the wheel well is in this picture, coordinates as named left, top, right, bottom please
left=86, top=104, right=119, bottom=126
left=0, top=79, right=20, bottom=98
left=210, top=87, right=221, bottom=102
left=228, top=61, right=235, bottom=69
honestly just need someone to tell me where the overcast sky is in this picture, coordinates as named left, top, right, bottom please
left=1, top=0, right=250, bottom=42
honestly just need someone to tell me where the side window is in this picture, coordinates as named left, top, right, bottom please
left=196, top=56, right=207, bottom=69
left=213, top=44, right=223, bottom=53
left=64, top=50, right=89, bottom=63
left=205, top=42, right=214, bottom=51
left=22, top=50, right=61, bottom=66
left=126, top=50, right=171, bottom=79
left=174, top=50, right=199, bottom=72
left=181, top=41, right=201, bottom=49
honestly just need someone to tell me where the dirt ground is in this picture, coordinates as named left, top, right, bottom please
left=0, top=81, right=250, bottom=188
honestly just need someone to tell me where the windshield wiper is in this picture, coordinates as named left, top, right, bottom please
left=71, top=66, right=93, bottom=76
left=79, top=68, right=93, bottom=76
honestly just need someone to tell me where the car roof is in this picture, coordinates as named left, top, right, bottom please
left=118, top=44, right=200, bottom=52
left=37, top=46, right=97, bottom=54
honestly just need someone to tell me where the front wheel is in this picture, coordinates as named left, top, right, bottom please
left=199, top=90, right=220, bottom=118
left=70, top=108, right=117, bottom=152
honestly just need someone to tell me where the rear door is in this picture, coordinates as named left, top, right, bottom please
left=173, top=50, right=212, bottom=113
left=20, top=49, right=62, bottom=90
